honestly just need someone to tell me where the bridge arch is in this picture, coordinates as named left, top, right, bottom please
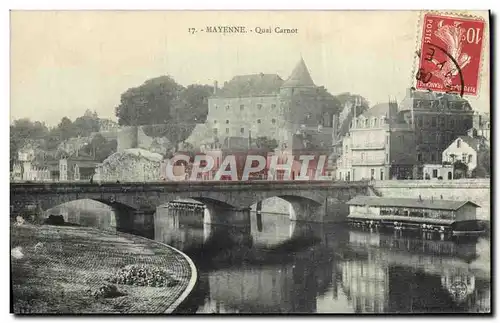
left=157, top=195, right=238, bottom=228
left=250, top=192, right=326, bottom=222
left=44, top=198, right=139, bottom=234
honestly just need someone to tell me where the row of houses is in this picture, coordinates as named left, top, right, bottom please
left=11, top=149, right=98, bottom=182
left=334, top=88, right=490, bottom=181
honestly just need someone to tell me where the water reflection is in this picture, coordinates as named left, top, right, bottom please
left=154, top=207, right=490, bottom=314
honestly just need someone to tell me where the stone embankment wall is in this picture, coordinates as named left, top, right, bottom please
left=373, top=179, right=491, bottom=220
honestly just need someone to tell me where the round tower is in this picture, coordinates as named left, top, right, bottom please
left=278, top=57, right=318, bottom=150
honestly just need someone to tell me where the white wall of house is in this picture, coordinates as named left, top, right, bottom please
left=422, top=164, right=454, bottom=180
left=442, top=138, right=478, bottom=172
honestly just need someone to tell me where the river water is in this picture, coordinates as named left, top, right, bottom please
left=154, top=208, right=491, bottom=314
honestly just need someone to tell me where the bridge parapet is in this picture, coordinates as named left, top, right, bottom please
left=10, top=180, right=373, bottom=224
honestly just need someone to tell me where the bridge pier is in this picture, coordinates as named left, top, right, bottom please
left=288, top=200, right=325, bottom=223
left=204, top=205, right=251, bottom=229
left=130, top=209, right=155, bottom=239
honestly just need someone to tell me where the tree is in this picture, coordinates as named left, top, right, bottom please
left=56, top=117, right=75, bottom=141
left=316, top=86, right=342, bottom=116
left=115, top=76, right=214, bottom=154
left=78, top=134, right=117, bottom=162
left=178, top=84, right=213, bottom=123
left=10, top=119, right=49, bottom=167
left=473, top=150, right=490, bottom=178
left=334, top=92, right=370, bottom=116
left=453, top=160, right=468, bottom=179
left=73, top=109, right=100, bottom=137
left=115, top=76, right=184, bottom=126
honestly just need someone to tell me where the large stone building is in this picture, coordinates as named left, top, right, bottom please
left=336, top=101, right=415, bottom=181
left=398, top=88, right=474, bottom=164
left=206, top=57, right=336, bottom=150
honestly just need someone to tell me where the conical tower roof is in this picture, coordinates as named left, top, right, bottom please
left=281, top=57, right=315, bottom=88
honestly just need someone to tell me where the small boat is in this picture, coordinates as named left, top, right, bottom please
left=346, top=196, right=487, bottom=236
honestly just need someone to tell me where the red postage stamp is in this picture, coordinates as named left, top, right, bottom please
left=416, top=13, right=485, bottom=96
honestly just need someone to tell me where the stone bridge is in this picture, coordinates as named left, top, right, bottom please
left=10, top=180, right=373, bottom=234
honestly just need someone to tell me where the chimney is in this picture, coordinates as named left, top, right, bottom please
left=407, top=87, right=415, bottom=98
left=213, top=81, right=218, bottom=95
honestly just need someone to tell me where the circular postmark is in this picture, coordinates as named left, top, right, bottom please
left=416, top=43, right=465, bottom=97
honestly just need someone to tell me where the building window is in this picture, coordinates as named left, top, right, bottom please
left=240, top=104, right=244, bottom=111
left=431, top=152, right=435, bottom=162
left=213, top=128, right=218, bottom=135
left=439, top=116, right=445, bottom=127
left=226, top=120, right=229, bottom=124
left=457, top=139, right=461, bottom=148
left=370, top=169, right=375, bottom=180
left=257, top=104, right=262, bottom=110
left=431, top=117, right=437, bottom=127
left=380, top=169, right=384, bottom=180
left=373, top=118, right=378, bottom=127
left=271, top=104, right=276, bottom=109
left=386, top=153, right=389, bottom=163
left=432, top=169, right=438, bottom=178
left=226, top=105, right=230, bottom=110
left=449, top=119, right=455, bottom=128
left=225, top=128, right=229, bottom=134
left=417, top=117, right=423, bottom=127
left=417, top=153, right=422, bottom=162
left=271, top=119, right=276, bottom=124
left=365, top=119, right=369, bottom=128
left=240, top=128, right=244, bottom=134
left=436, top=133, right=441, bottom=144
left=214, top=105, right=218, bottom=110
left=468, top=154, right=473, bottom=163
left=257, top=119, right=261, bottom=124
left=462, top=153, right=467, bottom=163
left=361, top=153, right=365, bottom=160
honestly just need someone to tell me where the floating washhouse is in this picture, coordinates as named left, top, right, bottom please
left=346, top=196, right=484, bottom=234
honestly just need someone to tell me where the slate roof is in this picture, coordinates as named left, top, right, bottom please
left=282, top=58, right=315, bottom=88
left=214, top=74, right=284, bottom=98
left=455, top=136, right=484, bottom=152
left=346, top=196, right=480, bottom=211
left=360, top=103, right=392, bottom=118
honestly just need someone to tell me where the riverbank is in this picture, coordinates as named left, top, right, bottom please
left=10, top=223, right=197, bottom=314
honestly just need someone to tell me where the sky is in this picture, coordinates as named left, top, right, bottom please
left=10, top=10, right=490, bottom=126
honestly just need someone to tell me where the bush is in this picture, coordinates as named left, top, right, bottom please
left=107, top=264, right=180, bottom=288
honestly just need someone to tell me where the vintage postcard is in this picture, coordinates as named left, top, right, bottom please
left=10, top=10, right=491, bottom=314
